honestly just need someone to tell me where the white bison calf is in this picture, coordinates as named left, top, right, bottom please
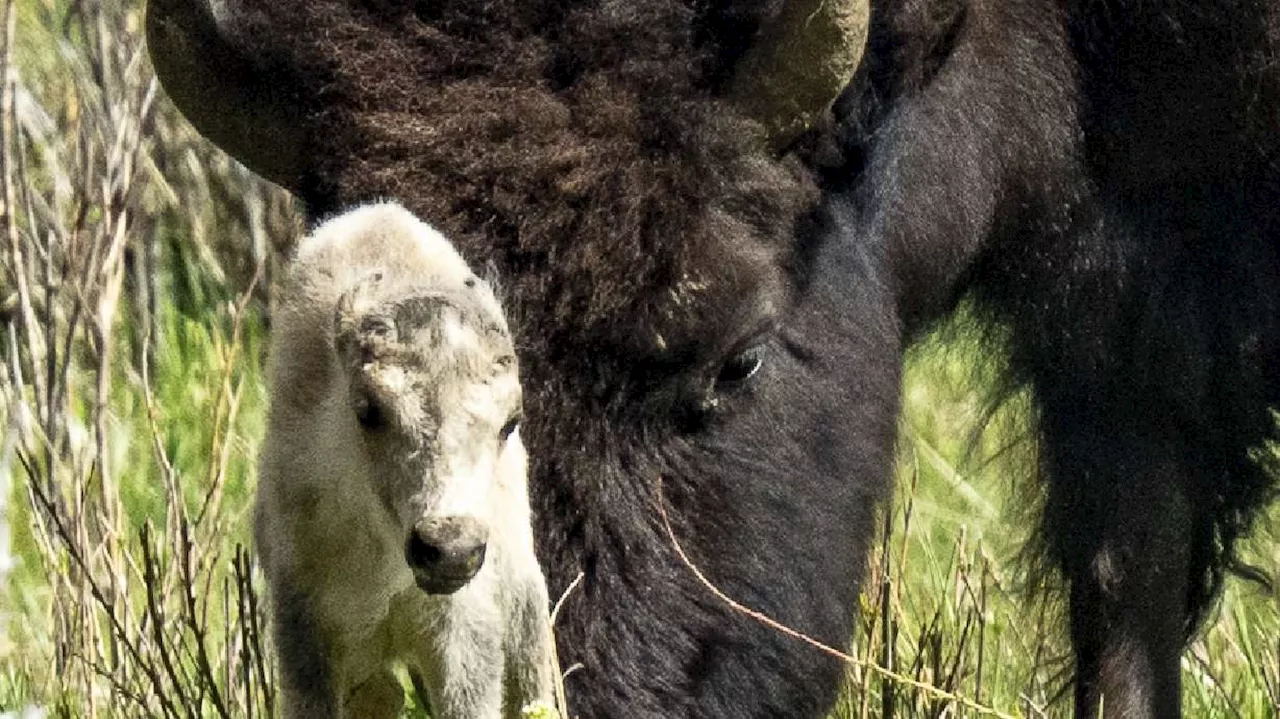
left=255, top=202, right=556, bottom=719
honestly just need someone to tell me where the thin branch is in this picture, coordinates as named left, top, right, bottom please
left=24, top=458, right=183, bottom=719
left=1, top=0, right=48, bottom=425
left=236, top=546, right=275, bottom=717
left=140, top=522, right=196, bottom=717
left=197, top=257, right=264, bottom=528
left=178, top=518, right=231, bottom=718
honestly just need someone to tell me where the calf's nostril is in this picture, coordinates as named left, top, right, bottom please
left=405, top=531, right=443, bottom=569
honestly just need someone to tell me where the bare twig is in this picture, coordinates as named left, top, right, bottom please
left=23, top=455, right=182, bottom=719
left=236, top=545, right=275, bottom=718
left=197, top=257, right=265, bottom=529
left=548, top=571, right=584, bottom=719
left=1, top=0, right=48, bottom=428
left=178, top=519, right=231, bottom=718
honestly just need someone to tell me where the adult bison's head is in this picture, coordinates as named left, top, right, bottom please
left=149, top=1, right=897, bottom=717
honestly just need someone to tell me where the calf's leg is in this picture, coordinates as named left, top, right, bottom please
left=504, top=574, right=558, bottom=716
left=269, top=574, right=340, bottom=719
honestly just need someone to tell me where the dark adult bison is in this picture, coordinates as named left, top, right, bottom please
left=147, top=0, right=1279, bottom=716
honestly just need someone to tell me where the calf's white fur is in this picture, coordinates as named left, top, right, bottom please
left=255, top=202, right=556, bottom=719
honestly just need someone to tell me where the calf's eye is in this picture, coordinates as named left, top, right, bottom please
left=716, top=345, right=764, bottom=388
left=499, top=413, right=521, bottom=442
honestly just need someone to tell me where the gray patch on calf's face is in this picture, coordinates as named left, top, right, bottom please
left=336, top=278, right=521, bottom=548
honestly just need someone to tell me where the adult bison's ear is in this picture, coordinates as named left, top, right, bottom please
left=730, top=0, right=871, bottom=151
left=146, top=0, right=307, bottom=191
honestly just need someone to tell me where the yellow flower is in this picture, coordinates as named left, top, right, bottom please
left=520, top=700, right=561, bottom=719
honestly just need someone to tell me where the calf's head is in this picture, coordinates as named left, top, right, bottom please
left=332, top=267, right=521, bottom=594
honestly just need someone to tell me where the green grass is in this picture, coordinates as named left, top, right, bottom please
left=1, top=297, right=271, bottom=714
left=827, top=329, right=1280, bottom=718
left=5, top=298, right=1276, bottom=717
left=1, top=0, right=1277, bottom=716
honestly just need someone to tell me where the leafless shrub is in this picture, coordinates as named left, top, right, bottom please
left=1, top=0, right=294, bottom=714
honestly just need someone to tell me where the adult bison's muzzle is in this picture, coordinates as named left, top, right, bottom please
left=405, top=516, right=489, bottom=594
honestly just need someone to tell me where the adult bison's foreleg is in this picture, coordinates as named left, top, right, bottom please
left=1036, top=403, right=1193, bottom=719
left=1014, top=191, right=1280, bottom=718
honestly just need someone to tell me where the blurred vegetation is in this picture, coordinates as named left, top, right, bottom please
left=0, top=0, right=1276, bottom=717
left=1, top=0, right=293, bottom=715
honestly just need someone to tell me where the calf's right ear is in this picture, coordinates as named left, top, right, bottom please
left=334, top=272, right=395, bottom=367
left=334, top=285, right=361, bottom=365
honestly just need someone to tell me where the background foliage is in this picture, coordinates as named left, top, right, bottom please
left=0, top=1, right=1275, bottom=717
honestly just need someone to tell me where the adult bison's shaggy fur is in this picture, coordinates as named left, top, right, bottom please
left=149, top=0, right=1280, bottom=717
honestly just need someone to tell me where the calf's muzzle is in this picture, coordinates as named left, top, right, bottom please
left=405, top=516, right=488, bottom=594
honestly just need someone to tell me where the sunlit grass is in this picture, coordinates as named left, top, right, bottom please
left=828, top=327, right=1280, bottom=718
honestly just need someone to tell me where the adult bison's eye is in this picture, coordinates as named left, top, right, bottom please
left=499, top=412, right=522, bottom=443
left=355, top=395, right=386, bottom=431
left=715, top=344, right=764, bottom=388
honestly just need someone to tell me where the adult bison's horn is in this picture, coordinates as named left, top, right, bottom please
left=730, top=0, right=871, bottom=151
left=146, top=0, right=306, bottom=191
